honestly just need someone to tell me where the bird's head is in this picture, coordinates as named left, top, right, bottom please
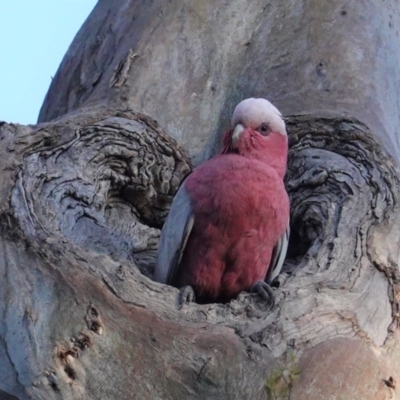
left=222, top=98, right=288, bottom=178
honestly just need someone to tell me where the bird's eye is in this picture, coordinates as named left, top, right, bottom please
left=258, top=123, right=270, bottom=136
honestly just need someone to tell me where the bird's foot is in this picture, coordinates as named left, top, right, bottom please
left=177, top=285, right=196, bottom=310
left=249, top=280, right=275, bottom=310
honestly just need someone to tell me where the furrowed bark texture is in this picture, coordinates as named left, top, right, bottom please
left=38, top=0, right=400, bottom=164
left=2, top=0, right=400, bottom=399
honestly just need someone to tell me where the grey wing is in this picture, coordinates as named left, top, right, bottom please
left=154, top=184, right=194, bottom=285
left=266, top=220, right=290, bottom=284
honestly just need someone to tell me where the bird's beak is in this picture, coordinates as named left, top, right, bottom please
left=231, top=124, right=244, bottom=146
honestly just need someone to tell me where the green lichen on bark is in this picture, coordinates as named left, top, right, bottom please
left=265, top=351, right=301, bottom=400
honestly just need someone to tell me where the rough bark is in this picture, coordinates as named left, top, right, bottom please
left=2, top=0, right=400, bottom=399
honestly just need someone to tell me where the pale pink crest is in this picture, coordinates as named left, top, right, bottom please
left=231, top=98, right=287, bottom=136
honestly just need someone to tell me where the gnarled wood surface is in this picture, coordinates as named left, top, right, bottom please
left=2, top=0, right=400, bottom=399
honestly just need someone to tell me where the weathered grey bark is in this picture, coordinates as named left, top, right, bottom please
left=1, top=0, right=400, bottom=399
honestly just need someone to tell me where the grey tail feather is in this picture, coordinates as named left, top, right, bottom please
left=266, top=221, right=290, bottom=284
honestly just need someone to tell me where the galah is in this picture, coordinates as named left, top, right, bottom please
left=154, top=98, right=290, bottom=308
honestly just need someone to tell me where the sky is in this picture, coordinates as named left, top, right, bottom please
left=0, top=1, right=97, bottom=125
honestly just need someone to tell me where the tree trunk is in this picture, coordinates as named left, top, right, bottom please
left=2, top=1, right=400, bottom=399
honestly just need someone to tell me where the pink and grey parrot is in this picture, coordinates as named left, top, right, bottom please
left=154, top=98, right=290, bottom=308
